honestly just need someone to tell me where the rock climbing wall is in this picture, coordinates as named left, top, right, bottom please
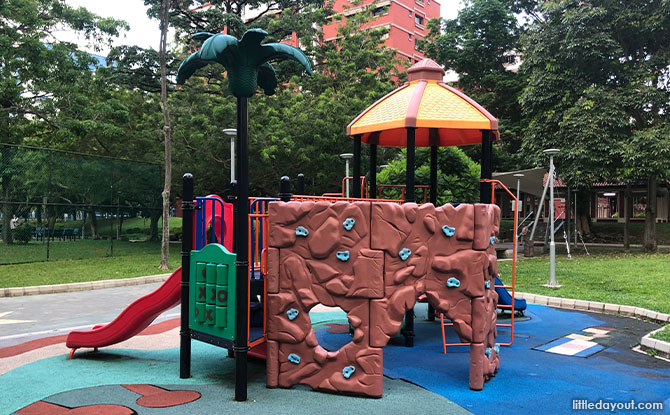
left=266, top=200, right=500, bottom=397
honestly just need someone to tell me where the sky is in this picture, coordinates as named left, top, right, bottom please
left=62, top=0, right=462, bottom=55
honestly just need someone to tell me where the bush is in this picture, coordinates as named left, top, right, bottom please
left=13, top=223, right=35, bottom=244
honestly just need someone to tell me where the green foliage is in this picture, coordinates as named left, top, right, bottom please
left=520, top=0, right=670, bottom=188
left=421, top=0, right=529, bottom=171
left=12, top=223, right=35, bottom=244
left=377, top=147, right=481, bottom=204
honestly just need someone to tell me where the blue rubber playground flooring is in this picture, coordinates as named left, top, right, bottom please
left=3, top=305, right=670, bottom=414
left=317, top=304, right=670, bottom=415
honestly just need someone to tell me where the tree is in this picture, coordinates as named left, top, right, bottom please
left=159, top=0, right=172, bottom=269
left=0, top=0, right=126, bottom=244
left=520, top=0, right=670, bottom=250
left=421, top=0, right=531, bottom=172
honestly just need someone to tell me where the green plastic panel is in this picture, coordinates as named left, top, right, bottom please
left=189, top=243, right=237, bottom=341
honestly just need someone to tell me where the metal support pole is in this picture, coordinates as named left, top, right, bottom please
left=479, top=131, right=492, bottom=203
left=544, top=149, right=560, bottom=288
left=234, top=96, right=249, bottom=401
left=297, top=173, right=304, bottom=195
left=403, top=127, right=415, bottom=346
left=369, top=144, right=377, bottom=199
left=514, top=173, right=524, bottom=263
left=566, top=186, right=571, bottom=247
left=574, top=190, right=578, bottom=247
left=353, top=136, right=361, bottom=198
left=180, top=173, right=194, bottom=379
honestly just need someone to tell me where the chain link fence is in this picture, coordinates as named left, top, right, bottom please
left=0, top=144, right=164, bottom=264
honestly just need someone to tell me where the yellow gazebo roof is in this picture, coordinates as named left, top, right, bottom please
left=346, top=59, right=498, bottom=147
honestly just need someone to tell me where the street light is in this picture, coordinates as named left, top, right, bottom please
left=543, top=148, right=561, bottom=288
left=513, top=173, right=524, bottom=263
left=223, top=128, right=237, bottom=183
left=340, top=153, right=353, bottom=197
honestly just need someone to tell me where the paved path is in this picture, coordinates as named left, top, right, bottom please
left=0, top=282, right=178, bottom=348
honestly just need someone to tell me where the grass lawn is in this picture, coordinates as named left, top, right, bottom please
left=498, top=252, right=670, bottom=314
left=0, top=244, right=181, bottom=288
left=651, top=325, right=670, bottom=342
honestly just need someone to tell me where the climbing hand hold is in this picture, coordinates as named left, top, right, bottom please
left=485, top=280, right=491, bottom=289
left=490, top=236, right=496, bottom=245
left=296, top=226, right=309, bottom=237
left=342, top=218, right=355, bottom=231
left=399, top=248, right=412, bottom=261
left=494, top=344, right=500, bottom=354
left=442, top=225, right=456, bottom=237
left=485, top=347, right=492, bottom=359
left=446, top=277, right=461, bottom=288
left=342, top=366, right=356, bottom=379
left=286, top=308, right=299, bottom=321
left=336, top=251, right=350, bottom=262
left=288, top=353, right=301, bottom=364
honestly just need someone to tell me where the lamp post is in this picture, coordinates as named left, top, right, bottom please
left=223, top=128, right=237, bottom=183
left=543, top=148, right=561, bottom=288
left=513, top=173, right=524, bottom=263
left=340, top=153, right=353, bottom=197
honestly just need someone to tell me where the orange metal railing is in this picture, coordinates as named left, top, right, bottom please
left=440, top=179, right=518, bottom=352
left=376, top=184, right=429, bottom=204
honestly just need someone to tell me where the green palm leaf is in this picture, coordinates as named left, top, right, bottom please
left=177, top=29, right=311, bottom=97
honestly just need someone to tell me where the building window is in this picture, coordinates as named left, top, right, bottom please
left=408, top=33, right=412, bottom=40
left=416, top=0, right=425, bottom=6
left=415, top=15, right=424, bottom=26
left=408, top=10, right=412, bottom=17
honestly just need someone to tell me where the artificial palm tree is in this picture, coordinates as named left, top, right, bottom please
left=176, top=28, right=311, bottom=402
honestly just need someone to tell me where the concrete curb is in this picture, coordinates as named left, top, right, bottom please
left=516, top=291, right=670, bottom=357
left=0, top=273, right=172, bottom=298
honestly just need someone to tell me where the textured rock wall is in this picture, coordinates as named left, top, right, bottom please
left=266, top=201, right=500, bottom=397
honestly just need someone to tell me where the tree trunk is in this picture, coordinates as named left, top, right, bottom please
left=88, top=210, right=99, bottom=239
left=623, top=183, right=632, bottom=252
left=643, top=175, right=657, bottom=252
left=158, top=0, right=172, bottom=270
left=149, top=211, right=161, bottom=241
left=576, top=188, right=592, bottom=237
left=2, top=148, right=14, bottom=244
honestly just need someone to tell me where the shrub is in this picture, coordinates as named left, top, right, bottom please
left=13, top=223, right=35, bottom=244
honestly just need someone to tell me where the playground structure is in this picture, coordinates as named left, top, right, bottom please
left=66, top=56, right=525, bottom=399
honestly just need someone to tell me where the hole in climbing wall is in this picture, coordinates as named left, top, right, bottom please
left=309, top=306, right=351, bottom=352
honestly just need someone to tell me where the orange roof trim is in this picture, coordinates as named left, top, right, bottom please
left=346, top=59, right=498, bottom=147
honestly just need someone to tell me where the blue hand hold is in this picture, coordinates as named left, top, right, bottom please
left=288, top=353, right=301, bottom=364
left=486, top=347, right=492, bottom=359
left=446, top=277, right=461, bottom=288
left=296, top=226, right=309, bottom=237
left=485, top=280, right=491, bottom=289
left=442, top=225, right=456, bottom=237
left=336, top=251, right=350, bottom=262
left=399, top=248, right=412, bottom=261
left=343, top=218, right=355, bottom=231
left=494, top=344, right=500, bottom=354
left=286, top=308, right=299, bottom=321
left=342, top=365, right=355, bottom=379
left=490, top=236, right=496, bottom=245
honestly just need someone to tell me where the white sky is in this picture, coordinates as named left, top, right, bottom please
left=63, top=0, right=462, bottom=55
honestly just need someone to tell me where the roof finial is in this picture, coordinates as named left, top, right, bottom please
left=407, top=58, right=445, bottom=82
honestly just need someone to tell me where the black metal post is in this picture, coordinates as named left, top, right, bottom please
left=180, top=173, right=194, bottom=379
left=369, top=144, right=377, bottom=199
left=296, top=173, right=304, bottom=195
left=234, top=96, right=249, bottom=402
left=403, top=127, right=415, bottom=347
left=279, top=176, right=292, bottom=202
left=427, top=144, right=438, bottom=321
left=479, top=130, right=493, bottom=203
left=353, top=135, right=361, bottom=198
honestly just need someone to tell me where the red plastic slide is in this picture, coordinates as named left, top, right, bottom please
left=66, top=267, right=182, bottom=358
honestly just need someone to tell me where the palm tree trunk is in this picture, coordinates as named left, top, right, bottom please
left=159, top=0, right=171, bottom=270
left=643, top=175, right=657, bottom=252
